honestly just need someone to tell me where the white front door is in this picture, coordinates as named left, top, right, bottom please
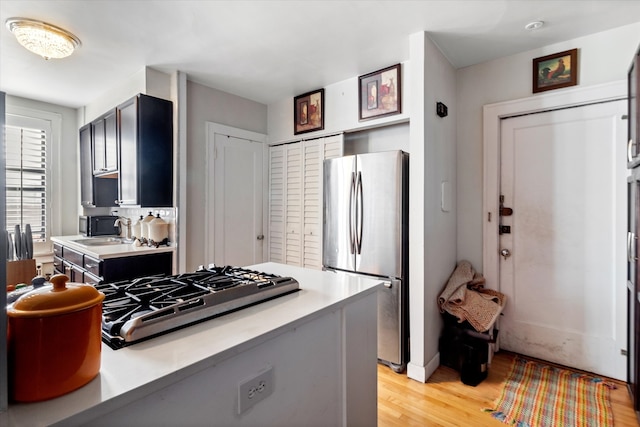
left=206, top=128, right=265, bottom=268
left=498, top=99, right=627, bottom=380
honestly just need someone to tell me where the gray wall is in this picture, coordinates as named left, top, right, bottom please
left=184, top=80, right=267, bottom=271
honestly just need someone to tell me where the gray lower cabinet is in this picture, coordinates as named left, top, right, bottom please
left=53, top=243, right=172, bottom=284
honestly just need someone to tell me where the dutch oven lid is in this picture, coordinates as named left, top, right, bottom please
left=8, top=274, right=105, bottom=318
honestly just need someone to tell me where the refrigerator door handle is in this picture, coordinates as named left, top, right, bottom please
left=349, top=171, right=357, bottom=254
left=356, top=171, right=363, bottom=254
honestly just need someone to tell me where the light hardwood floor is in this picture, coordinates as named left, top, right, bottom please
left=378, top=351, right=639, bottom=426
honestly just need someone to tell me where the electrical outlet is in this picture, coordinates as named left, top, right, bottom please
left=238, top=366, right=274, bottom=414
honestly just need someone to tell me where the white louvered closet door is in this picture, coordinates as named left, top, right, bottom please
left=268, top=146, right=285, bottom=263
left=268, top=135, right=343, bottom=268
left=302, top=135, right=344, bottom=269
left=302, top=141, right=321, bottom=268
left=284, top=143, right=303, bottom=266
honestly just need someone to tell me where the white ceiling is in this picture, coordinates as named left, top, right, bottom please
left=1, top=1, right=639, bottom=109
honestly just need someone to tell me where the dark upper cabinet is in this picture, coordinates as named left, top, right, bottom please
left=79, top=93, right=173, bottom=209
left=80, top=123, right=117, bottom=208
left=91, top=108, right=118, bottom=175
left=116, top=94, right=173, bottom=207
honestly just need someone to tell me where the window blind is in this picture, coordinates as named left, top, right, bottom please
left=4, top=124, right=47, bottom=242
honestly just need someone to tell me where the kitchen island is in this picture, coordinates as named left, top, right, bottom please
left=2, top=263, right=382, bottom=427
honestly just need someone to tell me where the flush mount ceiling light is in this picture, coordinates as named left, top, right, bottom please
left=525, top=21, right=545, bottom=31
left=6, top=17, right=81, bottom=60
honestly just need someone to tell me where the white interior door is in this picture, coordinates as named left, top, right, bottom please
left=499, top=99, right=627, bottom=380
left=209, top=132, right=264, bottom=267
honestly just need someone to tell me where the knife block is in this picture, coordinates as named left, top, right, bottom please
left=6, top=259, right=37, bottom=287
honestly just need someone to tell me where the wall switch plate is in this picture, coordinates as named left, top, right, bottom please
left=238, top=365, right=274, bottom=414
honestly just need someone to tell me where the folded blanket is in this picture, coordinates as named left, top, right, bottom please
left=438, top=260, right=506, bottom=332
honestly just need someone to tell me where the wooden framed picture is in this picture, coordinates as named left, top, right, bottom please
left=294, top=88, right=324, bottom=135
left=358, top=63, right=401, bottom=121
left=532, top=49, right=578, bottom=93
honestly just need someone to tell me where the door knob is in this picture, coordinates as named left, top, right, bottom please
left=256, top=234, right=264, bottom=241
left=500, top=248, right=511, bottom=260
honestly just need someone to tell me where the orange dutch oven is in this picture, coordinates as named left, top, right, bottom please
left=7, top=273, right=105, bottom=402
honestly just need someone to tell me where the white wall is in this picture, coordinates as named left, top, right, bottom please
left=185, top=80, right=268, bottom=271
left=267, top=64, right=410, bottom=144
left=266, top=32, right=456, bottom=383
left=343, top=122, right=410, bottom=155
left=406, top=32, right=458, bottom=383
left=82, top=68, right=146, bottom=124
left=81, top=67, right=172, bottom=125
left=456, top=22, right=640, bottom=272
left=5, top=95, right=79, bottom=238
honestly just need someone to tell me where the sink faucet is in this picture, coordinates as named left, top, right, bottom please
left=114, top=217, right=133, bottom=241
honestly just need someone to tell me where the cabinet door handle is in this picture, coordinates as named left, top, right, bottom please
left=628, top=139, right=636, bottom=163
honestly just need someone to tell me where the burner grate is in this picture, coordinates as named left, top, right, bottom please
left=99, top=266, right=299, bottom=349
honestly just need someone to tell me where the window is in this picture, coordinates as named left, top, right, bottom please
left=4, top=115, right=50, bottom=246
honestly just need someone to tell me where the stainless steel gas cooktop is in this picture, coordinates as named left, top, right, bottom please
left=96, top=265, right=299, bottom=349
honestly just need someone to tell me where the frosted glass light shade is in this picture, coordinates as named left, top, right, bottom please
left=6, top=18, right=81, bottom=60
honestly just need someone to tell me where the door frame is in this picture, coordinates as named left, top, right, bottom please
left=483, top=82, right=628, bottom=360
left=483, top=80, right=627, bottom=290
left=205, top=122, right=268, bottom=265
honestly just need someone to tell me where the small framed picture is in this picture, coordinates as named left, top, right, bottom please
left=532, top=49, right=578, bottom=93
left=294, top=88, right=324, bottom=135
left=358, top=63, right=401, bottom=121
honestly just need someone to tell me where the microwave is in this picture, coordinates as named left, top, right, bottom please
left=79, top=215, right=120, bottom=237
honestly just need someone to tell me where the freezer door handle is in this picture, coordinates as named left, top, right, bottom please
left=356, top=171, right=363, bottom=254
left=349, top=171, right=357, bottom=254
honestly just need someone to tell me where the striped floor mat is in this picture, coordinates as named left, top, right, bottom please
left=485, top=357, right=615, bottom=427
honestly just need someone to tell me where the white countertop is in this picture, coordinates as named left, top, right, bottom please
left=51, top=235, right=175, bottom=259
left=3, top=263, right=383, bottom=427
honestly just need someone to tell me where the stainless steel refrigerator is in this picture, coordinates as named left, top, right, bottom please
left=323, top=150, right=408, bottom=372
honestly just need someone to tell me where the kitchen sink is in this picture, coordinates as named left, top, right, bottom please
left=73, top=237, right=128, bottom=246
